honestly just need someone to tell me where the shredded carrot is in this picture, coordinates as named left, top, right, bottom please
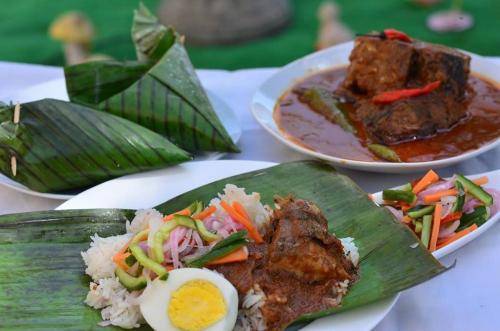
left=194, top=206, right=216, bottom=220
left=413, top=170, right=440, bottom=194
left=113, top=252, right=131, bottom=271
left=112, top=229, right=149, bottom=270
left=220, top=201, right=263, bottom=243
left=472, top=176, right=488, bottom=186
left=232, top=201, right=250, bottom=220
left=436, top=224, right=478, bottom=250
left=206, top=247, right=249, bottom=265
left=423, top=189, right=458, bottom=204
left=429, top=203, right=442, bottom=252
left=441, top=212, right=462, bottom=224
left=164, top=208, right=191, bottom=221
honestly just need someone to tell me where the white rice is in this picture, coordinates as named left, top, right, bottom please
left=233, top=285, right=267, bottom=331
left=126, top=208, right=163, bottom=235
left=340, top=237, right=360, bottom=266
left=81, top=233, right=131, bottom=281
left=210, top=184, right=271, bottom=231
left=85, top=277, right=143, bottom=329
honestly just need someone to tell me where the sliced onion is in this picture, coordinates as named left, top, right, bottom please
left=170, top=228, right=182, bottom=269
left=418, top=178, right=455, bottom=199
left=463, top=197, right=481, bottom=214
left=385, top=206, right=403, bottom=222
left=438, top=220, right=460, bottom=239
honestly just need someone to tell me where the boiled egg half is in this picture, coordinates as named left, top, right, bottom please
left=140, top=268, right=238, bottom=331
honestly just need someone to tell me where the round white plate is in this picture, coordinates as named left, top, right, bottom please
left=1, top=79, right=242, bottom=200
left=371, top=168, right=500, bottom=259
left=58, top=160, right=398, bottom=331
left=250, top=41, right=500, bottom=173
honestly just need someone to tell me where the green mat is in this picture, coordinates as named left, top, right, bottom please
left=1, top=0, right=498, bottom=70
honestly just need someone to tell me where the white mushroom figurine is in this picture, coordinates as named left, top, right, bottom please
left=316, top=1, right=353, bottom=50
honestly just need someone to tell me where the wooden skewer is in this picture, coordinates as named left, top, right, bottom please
left=13, top=103, right=21, bottom=124
left=11, top=156, right=17, bottom=177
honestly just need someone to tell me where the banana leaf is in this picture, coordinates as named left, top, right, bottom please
left=0, top=99, right=190, bottom=193
left=64, top=4, right=238, bottom=153
left=0, top=161, right=446, bottom=330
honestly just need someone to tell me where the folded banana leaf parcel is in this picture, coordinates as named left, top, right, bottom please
left=0, top=99, right=190, bottom=193
left=0, top=161, right=447, bottom=330
left=64, top=4, right=238, bottom=153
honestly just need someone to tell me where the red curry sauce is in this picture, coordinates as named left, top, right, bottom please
left=274, top=67, right=500, bottom=162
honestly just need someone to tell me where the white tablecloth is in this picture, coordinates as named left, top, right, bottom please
left=0, top=60, right=499, bottom=331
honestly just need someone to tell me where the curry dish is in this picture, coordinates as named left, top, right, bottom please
left=275, top=32, right=500, bottom=162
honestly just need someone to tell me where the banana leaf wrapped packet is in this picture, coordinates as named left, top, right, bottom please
left=0, top=161, right=447, bottom=329
left=64, top=4, right=238, bottom=153
left=0, top=99, right=190, bottom=193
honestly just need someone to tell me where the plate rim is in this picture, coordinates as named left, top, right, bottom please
left=58, top=159, right=399, bottom=331
left=0, top=78, right=242, bottom=200
left=250, top=41, right=500, bottom=172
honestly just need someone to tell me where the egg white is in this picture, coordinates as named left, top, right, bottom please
left=140, top=268, right=239, bottom=331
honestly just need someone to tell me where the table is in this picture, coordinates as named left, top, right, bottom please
left=1, top=60, right=499, bottom=331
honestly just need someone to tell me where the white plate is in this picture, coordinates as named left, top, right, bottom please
left=58, top=160, right=398, bottom=331
left=1, top=79, right=242, bottom=200
left=250, top=41, right=500, bottom=173
left=371, top=169, right=500, bottom=259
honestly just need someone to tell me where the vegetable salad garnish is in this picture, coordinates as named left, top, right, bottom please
left=112, top=200, right=259, bottom=291
left=381, top=170, right=499, bottom=252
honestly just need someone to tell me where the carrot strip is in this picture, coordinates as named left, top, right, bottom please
left=232, top=201, right=251, bottom=220
left=113, top=252, right=131, bottom=271
left=413, top=170, right=439, bottom=194
left=220, top=201, right=263, bottom=243
left=194, top=206, right=216, bottom=220
left=402, top=215, right=412, bottom=224
left=423, top=189, right=458, bottom=203
left=164, top=208, right=191, bottom=221
left=436, top=224, right=478, bottom=250
left=429, top=203, right=442, bottom=252
left=472, top=176, right=488, bottom=186
left=206, top=247, right=249, bottom=265
left=441, top=212, right=462, bottom=224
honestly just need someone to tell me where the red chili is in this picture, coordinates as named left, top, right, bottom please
left=372, top=80, right=441, bottom=104
left=441, top=212, right=463, bottom=224
left=383, top=28, right=412, bottom=43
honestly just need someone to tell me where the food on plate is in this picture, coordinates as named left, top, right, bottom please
left=337, top=30, right=470, bottom=145
left=215, top=196, right=358, bottom=331
left=81, top=184, right=359, bottom=330
left=0, top=161, right=447, bottom=330
left=380, top=169, right=500, bottom=251
left=275, top=29, right=500, bottom=163
left=64, top=4, right=238, bottom=153
left=0, top=99, right=190, bottom=192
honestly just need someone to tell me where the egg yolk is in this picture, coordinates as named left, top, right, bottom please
left=168, top=279, right=227, bottom=331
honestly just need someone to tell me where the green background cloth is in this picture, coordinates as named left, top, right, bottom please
left=1, top=0, right=498, bottom=70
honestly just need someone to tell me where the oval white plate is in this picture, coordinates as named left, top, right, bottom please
left=371, top=169, right=500, bottom=259
left=1, top=79, right=242, bottom=200
left=250, top=41, right=500, bottom=173
left=58, top=160, right=398, bottom=331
